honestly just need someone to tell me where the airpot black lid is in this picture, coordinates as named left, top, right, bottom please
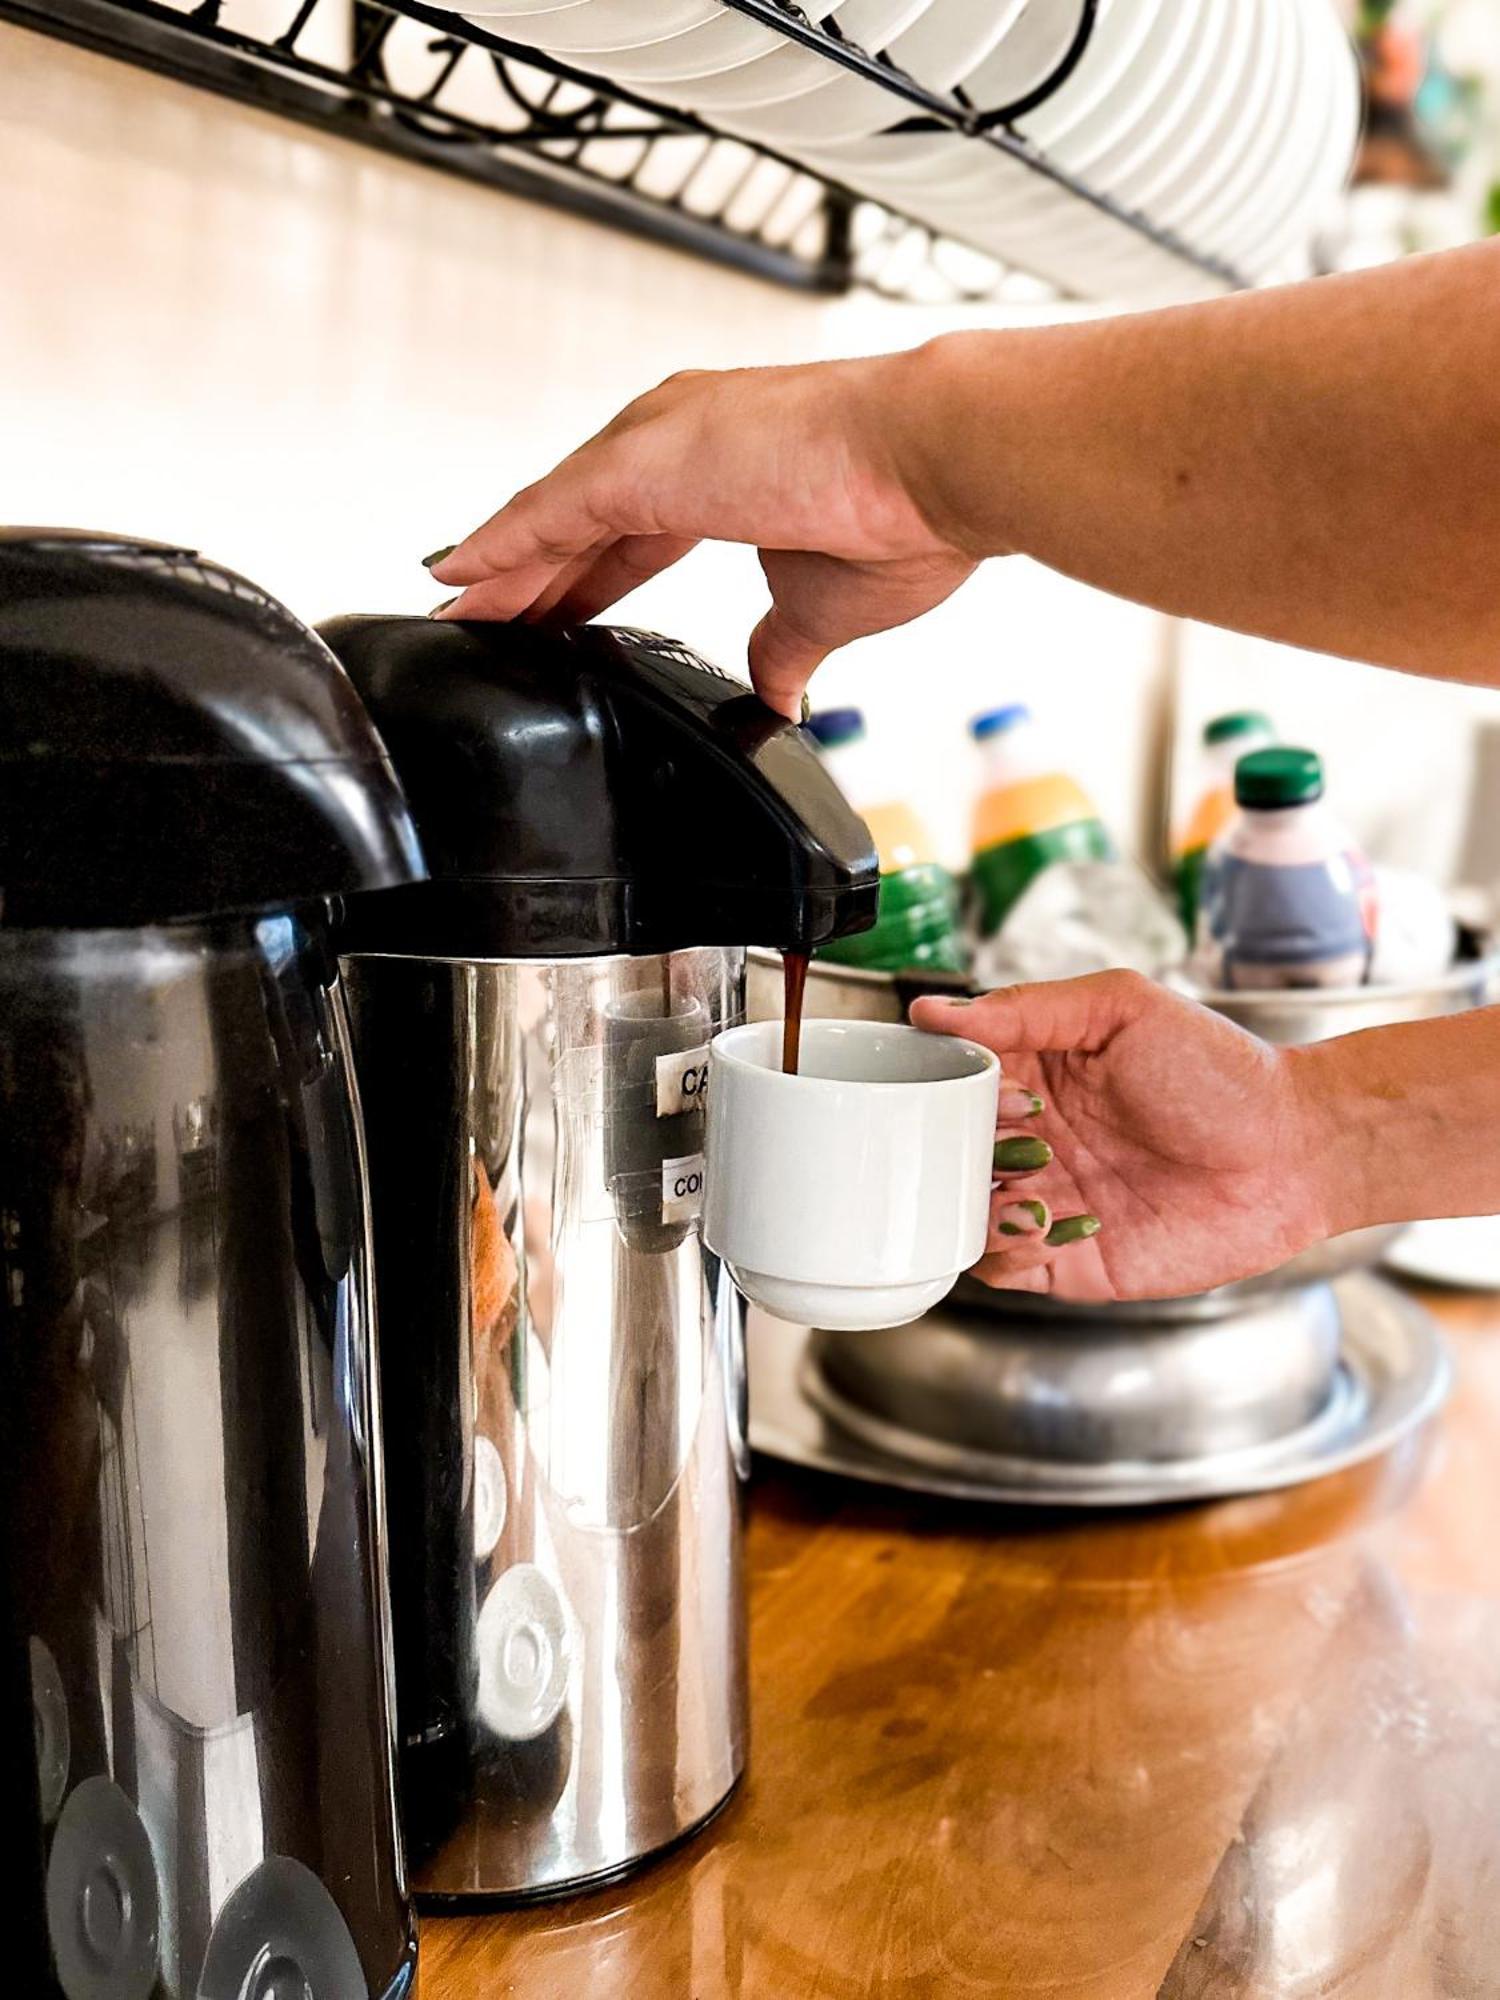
left=320, top=614, right=879, bottom=958
left=0, top=530, right=424, bottom=927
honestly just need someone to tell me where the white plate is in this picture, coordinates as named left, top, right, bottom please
left=954, top=186, right=1229, bottom=300
left=646, top=9, right=972, bottom=117
left=961, top=0, right=1092, bottom=119
left=798, top=128, right=977, bottom=189
left=810, top=3, right=1295, bottom=299
left=705, top=0, right=970, bottom=148
left=1233, top=13, right=1360, bottom=274
left=713, top=72, right=913, bottom=148
left=459, top=0, right=600, bottom=15
left=462, top=0, right=723, bottom=50
left=887, top=0, right=1028, bottom=88
left=1386, top=1217, right=1500, bottom=1293
left=1009, top=0, right=1169, bottom=148
left=582, top=2, right=855, bottom=84
left=918, top=151, right=1094, bottom=228
left=1030, top=0, right=1201, bottom=171
left=934, top=0, right=1220, bottom=266
left=1166, top=0, right=1303, bottom=264
left=812, top=0, right=1200, bottom=217
left=1285, top=21, right=1362, bottom=247
left=648, top=39, right=877, bottom=113
left=936, top=196, right=1154, bottom=271
left=817, top=0, right=945, bottom=57
left=1056, top=0, right=1233, bottom=208
left=830, top=138, right=1215, bottom=304
left=1212, top=0, right=1325, bottom=265
left=1102, top=0, right=1264, bottom=250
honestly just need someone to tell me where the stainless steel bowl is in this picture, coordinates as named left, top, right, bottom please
left=749, top=945, right=1500, bottom=1039
left=748, top=947, right=1500, bottom=1309
left=809, top=1282, right=1345, bottom=1465
left=1182, top=955, right=1500, bottom=1042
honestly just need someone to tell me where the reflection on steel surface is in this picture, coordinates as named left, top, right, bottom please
left=347, top=948, right=749, bottom=1899
left=1, top=919, right=415, bottom=1997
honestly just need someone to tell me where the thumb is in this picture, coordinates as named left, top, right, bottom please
left=748, top=604, right=828, bottom=721
left=910, top=970, right=1156, bottom=1056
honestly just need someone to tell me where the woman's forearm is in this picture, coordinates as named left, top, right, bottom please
left=906, top=244, right=1500, bottom=687
left=1294, top=1004, right=1500, bottom=1235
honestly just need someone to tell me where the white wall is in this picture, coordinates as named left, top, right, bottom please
left=6, top=19, right=1488, bottom=889
left=0, top=20, right=1168, bottom=865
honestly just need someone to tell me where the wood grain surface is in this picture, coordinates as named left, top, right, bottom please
left=420, top=1284, right=1500, bottom=1999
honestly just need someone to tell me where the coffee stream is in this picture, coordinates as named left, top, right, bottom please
left=781, top=949, right=809, bottom=1075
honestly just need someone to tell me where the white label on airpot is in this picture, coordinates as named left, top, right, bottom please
left=654, top=1044, right=710, bottom=1118
left=661, top=1152, right=705, bottom=1224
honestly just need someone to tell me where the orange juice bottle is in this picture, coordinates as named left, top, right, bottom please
left=805, top=708, right=965, bottom=974
left=1172, top=711, right=1275, bottom=930
left=968, top=705, right=1113, bottom=936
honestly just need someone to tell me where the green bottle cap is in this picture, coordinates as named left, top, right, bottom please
left=1204, top=710, right=1273, bottom=747
left=1234, top=746, right=1323, bottom=808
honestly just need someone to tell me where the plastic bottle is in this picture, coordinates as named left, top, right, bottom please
left=1172, top=710, right=1275, bottom=931
left=804, top=708, right=966, bottom=974
left=967, top=704, right=1114, bottom=936
left=1197, top=747, right=1377, bottom=990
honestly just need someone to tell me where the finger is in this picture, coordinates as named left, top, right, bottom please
left=430, top=368, right=717, bottom=594
left=548, top=533, right=700, bottom=624
left=1044, top=1214, right=1101, bottom=1247
left=998, top=1083, right=1045, bottom=1122
left=991, top=1196, right=1050, bottom=1241
left=523, top=540, right=613, bottom=622
left=971, top=1245, right=1055, bottom=1291
left=910, top=969, right=1155, bottom=1056
left=431, top=573, right=564, bottom=622
left=748, top=604, right=830, bottom=720
left=430, top=443, right=646, bottom=604
left=971, top=1216, right=1104, bottom=1293
left=992, top=1132, right=1053, bottom=1178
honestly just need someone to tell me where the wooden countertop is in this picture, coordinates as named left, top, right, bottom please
left=421, top=1284, right=1500, bottom=1998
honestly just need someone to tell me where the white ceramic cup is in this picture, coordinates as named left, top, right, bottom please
left=703, top=1019, right=1000, bottom=1331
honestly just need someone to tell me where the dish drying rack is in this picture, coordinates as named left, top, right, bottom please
left=5, top=0, right=1252, bottom=300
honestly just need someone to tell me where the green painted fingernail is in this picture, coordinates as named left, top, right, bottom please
left=800, top=693, right=813, bottom=724
left=997, top=1198, right=1048, bottom=1236
left=422, top=544, right=457, bottom=569
left=428, top=596, right=459, bottom=619
left=1046, top=1214, right=1101, bottom=1246
left=994, top=1136, right=1052, bottom=1172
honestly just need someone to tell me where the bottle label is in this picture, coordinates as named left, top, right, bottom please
left=971, top=818, right=1114, bottom=936
left=862, top=801, right=939, bottom=874
left=1203, top=852, right=1376, bottom=975
left=972, top=772, right=1101, bottom=853
left=655, top=1045, right=710, bottom=1117
left=661, top=1153, right=705, bottom=1224
left=1172, top=785, right=1235, bottom=863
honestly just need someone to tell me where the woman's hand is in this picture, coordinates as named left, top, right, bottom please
left=426, top=351, right=983, bottom=719
left=911, top=971, right=1337, bottom=1302
left=429, top=248, right=1500, bottom=709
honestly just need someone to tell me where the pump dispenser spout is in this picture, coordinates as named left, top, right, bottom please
left=318, top=615, right=879, bottom=960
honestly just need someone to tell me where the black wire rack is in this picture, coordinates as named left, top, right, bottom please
left=1, top=0, right=1249, bottom=300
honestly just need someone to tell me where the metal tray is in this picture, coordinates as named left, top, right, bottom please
left=748, top=1273, right=1448, bottom=1508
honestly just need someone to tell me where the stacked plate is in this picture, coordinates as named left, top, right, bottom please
left=456, top=0, right=1361, bottom=301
